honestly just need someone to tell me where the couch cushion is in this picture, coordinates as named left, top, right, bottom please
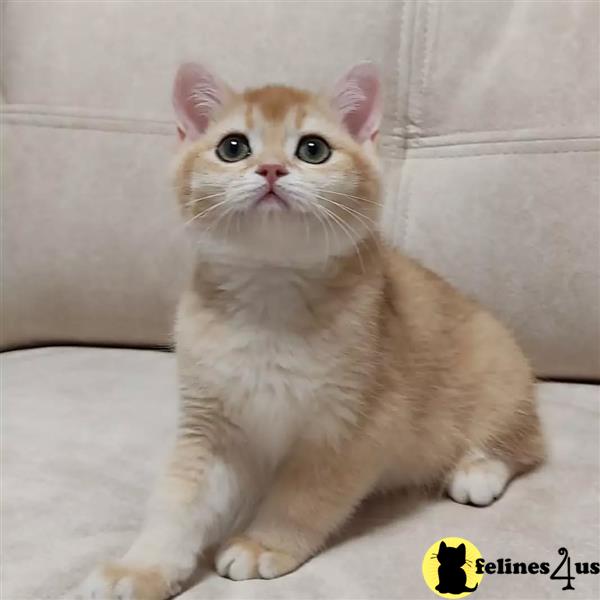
left=0, top=0, right=404, bottom=352
left=407, top=1, right=599, bottom=137
left=2, top=347, right=598, bottom=599
left=0, top=123, right=188, bottom=350
left=1, top=0, right=401, bottom=119
left=2, top=0, right=599, bottom=379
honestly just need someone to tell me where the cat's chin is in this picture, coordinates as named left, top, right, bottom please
left=193, top=237, right=333, bottom=269
left=188, top=223, right=367, bottom=269
left=184, top=208, right=370, bottom=269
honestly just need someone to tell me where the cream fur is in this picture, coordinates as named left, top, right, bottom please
left=79, top=64, right=544, bottom=599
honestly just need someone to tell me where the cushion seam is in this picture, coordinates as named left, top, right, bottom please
left=3, top=109, right=598, bottom=157
left=408, top=148, right=598, bottom=158
left=3, top=104, right=598, bottom=142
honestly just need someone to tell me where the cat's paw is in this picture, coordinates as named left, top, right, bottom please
left=215, top=536, right=300, bottom=580
left=76, top=563, right=177, bottom=600
left=448, top=455, right=511, bottom=507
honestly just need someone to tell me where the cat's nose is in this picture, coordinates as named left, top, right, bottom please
left=256, top=163, right=289, bottom=186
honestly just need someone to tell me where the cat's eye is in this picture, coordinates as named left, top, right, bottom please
left=295, top=136, right=331, bottom=164
left=216, top=134, right=251, bottom=162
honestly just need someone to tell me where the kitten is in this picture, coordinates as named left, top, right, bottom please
left=79, top=62, right=544, bottom=599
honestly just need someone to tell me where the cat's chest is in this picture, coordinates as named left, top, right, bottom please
left=200, top=325, right=343, bottom=460
left=178, top=304, right=353, bottom=465
left=176, top=266, right=369, bottom=463
left=200, top=323, right=326, bottom=402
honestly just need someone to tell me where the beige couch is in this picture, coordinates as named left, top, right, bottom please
left=2, top=1, right=599, bottom=599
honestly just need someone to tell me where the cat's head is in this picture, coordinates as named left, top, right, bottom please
left=172, top=62, right=382, bottom=267
left=437, top=541, right=467, bottom=567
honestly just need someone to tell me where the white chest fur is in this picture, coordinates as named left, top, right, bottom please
left=176, top=265, right=363, bottom=470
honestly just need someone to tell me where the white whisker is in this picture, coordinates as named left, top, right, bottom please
left=303, top=212, right=310, bottom=245
left=318, top=204, right=366, bottom=273
left=208, top=206, right=231, bottom=235
left=184, top=197, right=230, bottom=227
left=315, top=194, right=376, bottom=230
left=222, top=205, right=238, bottom=240
left=316, top=188, right=382, bottom=207
left=312, top=207, right=331, bottom=259
left=185, top=191, right=226, bottom=207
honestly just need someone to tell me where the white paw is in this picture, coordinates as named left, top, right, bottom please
left=76, top=564, right=174, bottom=600
left=216, top=542, right=258, bottom=580
left=215, top=537, right=299, bottom=581
left=448, top=458, right=510, bottom=506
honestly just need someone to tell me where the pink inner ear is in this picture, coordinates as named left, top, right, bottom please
left=332, top=63, right=382, bottom=142
left=172, top=63, right=228, bottom=141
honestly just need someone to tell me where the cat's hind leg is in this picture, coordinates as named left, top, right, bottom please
left=447, top=449, right=512, bottom=507
left=448, top=349, right=544, bottom=507
left=447, top=395, right=545, bottom=506
left=447, top=423, right=544, bottom=507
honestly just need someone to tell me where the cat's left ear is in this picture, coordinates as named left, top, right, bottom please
left=458, top=544, right=466, bottom=555
left=331, top=62, right=382, bottom=142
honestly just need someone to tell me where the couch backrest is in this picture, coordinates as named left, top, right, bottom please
left=2, top=0, right=599, bottom=380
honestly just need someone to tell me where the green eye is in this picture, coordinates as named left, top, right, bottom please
left=296, top=135, right=331, bottom=164
left=216, top=133, right=251, bottom=162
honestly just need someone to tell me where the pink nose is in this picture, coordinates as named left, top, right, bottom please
left=256, top=163, right=288, bottom=186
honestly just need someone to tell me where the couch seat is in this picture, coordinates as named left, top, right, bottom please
left=2, top=347, right=598, bottom=599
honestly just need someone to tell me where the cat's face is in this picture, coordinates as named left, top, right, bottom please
left=438, top=541, right=467, bottom=567
left=172, top=63, right=382, bottom=266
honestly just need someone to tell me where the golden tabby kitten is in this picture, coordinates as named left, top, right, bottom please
left=79, top=62, right=543, bottom=599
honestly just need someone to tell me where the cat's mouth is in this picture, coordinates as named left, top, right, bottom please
left=255, top=192, right=289, bottom=209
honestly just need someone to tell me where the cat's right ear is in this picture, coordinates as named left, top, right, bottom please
left=172, top=63, right=233, bottom=141
left=439, top=541, right=447, bottom=551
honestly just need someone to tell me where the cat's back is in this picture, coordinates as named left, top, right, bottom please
left=380, top=242, right=480, bottom=342
left=378, top=240, right=531, bottom=395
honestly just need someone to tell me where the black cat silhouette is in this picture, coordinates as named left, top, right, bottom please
left=435, top=541, right=478, bottom=594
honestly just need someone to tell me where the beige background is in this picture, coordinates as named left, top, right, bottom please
left=2, top=0, right=599, bottom=379
left=2, top=2, right=599, bottom=599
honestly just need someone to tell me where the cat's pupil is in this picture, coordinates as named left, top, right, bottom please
left=307, top=142, right=318, bottom=155
left=228, top=140, right=240, bottom=155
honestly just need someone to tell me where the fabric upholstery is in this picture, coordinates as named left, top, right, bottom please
left=1, top=123, right=188, bottom=350
left=1, top=0, right=598, bottom=378
left=2, top=347, right=599, bottom=599
left=2, top=4, right=599, bottom=599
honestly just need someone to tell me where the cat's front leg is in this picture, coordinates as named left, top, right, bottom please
left=216, top=435, right=381, bottom=580
left=78, top=398, right=258, bottom=600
